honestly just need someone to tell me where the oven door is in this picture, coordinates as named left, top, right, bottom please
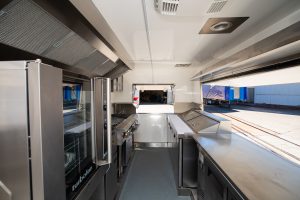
left=63, top=77, right=96, bottom=200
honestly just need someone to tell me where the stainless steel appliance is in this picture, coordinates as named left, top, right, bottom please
left=167, top=117, right=198, bottom=193
left=0, top=61, right=112, bottom=200
left=63, top=76, right=96, bottom=200
left=115, top=115, right=138, bottom=177
left=93, top=77, right=112, bottom=166
left=105, top=137, right=118, bottom=200
left=0, top=61, right=65, bottom=200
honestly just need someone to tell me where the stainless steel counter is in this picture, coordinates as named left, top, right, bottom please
left=193, top=132, right=300, bottom=200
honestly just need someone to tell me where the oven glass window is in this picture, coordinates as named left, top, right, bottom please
left=63, top=81, right=95, bottom=200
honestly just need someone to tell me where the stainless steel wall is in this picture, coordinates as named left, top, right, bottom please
left=134, top=114, right=168, bottom=143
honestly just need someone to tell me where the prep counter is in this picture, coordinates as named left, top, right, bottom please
left=168, top=109, right=300, bottom=200
left=193, top=131, right=300, bottom=200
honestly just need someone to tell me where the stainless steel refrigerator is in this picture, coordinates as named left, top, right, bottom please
left=0, top=61, right=112, bottom=200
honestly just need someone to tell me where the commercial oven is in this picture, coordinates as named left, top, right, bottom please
left=0, top=61, right=112, bottom=200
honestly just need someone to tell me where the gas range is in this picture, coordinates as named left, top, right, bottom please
left=111, top=114, right=138, bottom=145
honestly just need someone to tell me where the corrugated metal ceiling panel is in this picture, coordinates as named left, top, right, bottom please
left=43, top=32, right=95, bottom=66
left=0, top=0, right=70, bottom=55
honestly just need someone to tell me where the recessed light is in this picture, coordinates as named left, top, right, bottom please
left=210, top=21, right=232, bottom=32
left=199, top=17, right=249, bottom=34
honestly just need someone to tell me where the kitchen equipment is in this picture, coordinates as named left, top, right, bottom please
left=0, top=61, right=111, bottom=200
left=115, top=115, right=138, bottom=177
left=63, top=76, right=97, bottom=200
left=0, top=61, right=65, bottom=200
left=93, top=77, right=112, bottom=166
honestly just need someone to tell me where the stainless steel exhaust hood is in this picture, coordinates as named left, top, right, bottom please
left=0, top=0, right=129, bottom=78
left=105, top=63, right=130, bottom=79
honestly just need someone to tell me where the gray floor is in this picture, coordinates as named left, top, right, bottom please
left=119, top=148, right=191, bottom=200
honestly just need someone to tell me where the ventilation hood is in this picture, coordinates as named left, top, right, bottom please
left=105, top=63, right=130, bottom=79
left=0, top=0, right=129, bottom=78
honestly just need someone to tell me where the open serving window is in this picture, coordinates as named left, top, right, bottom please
left=132, top=84, right=175, bottom=107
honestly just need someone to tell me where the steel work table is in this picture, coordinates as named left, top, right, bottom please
left=193, top=132, right=300, bottom=200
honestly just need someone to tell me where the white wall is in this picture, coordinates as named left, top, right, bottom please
left=254, top=83, right=300, bottom=106
left=192, top=80, right=202, bottom=104
left=111, top=63, right=199, bottom=103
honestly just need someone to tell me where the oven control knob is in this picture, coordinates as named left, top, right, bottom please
left=103, top=105, right=107, bottom=111
left=104, top=123, right=107, bottom=129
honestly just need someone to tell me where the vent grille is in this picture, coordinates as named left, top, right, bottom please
left=207, top=0, right=228, bottom=13
left=0, top=0, right=70, bottom=55
left=175, top=63, right=191, bottom=67
left=155, top=0, right=179, bottom=16
left=43, top=32, right=95, bottom=66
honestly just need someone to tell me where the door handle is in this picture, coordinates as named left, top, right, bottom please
left=0, top=181, right=12, bottom=200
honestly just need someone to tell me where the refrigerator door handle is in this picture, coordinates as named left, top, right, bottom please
left=0, top=181, right=12, bottom=200
left=105, top=81, right=112, bottom=165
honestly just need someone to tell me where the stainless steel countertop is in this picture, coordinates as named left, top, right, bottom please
left=193, top=132, right=300, bottom=200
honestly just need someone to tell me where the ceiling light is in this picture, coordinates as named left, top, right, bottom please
left=210, top=21, right=232, bottom=32
left=199, top=17, right=249, bottom=34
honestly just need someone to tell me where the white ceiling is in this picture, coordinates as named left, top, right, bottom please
left=76, top=0, right=300, bottom=74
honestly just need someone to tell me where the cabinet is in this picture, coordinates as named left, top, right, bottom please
left=181, top=138, right=198, bottom=188
left=197, top=147, right=245, bottom=200
left=105, top=141, right=118, bottom=200
left=167, top=116, right=197, bottom=189
left=167, top=119, right=179, bottom=185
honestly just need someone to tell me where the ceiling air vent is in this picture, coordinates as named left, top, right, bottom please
left=207, top=0, right=228, bottom=14
left=175, top=63, right=191, bottom=67
left=154, top=0, right=179, bottom=16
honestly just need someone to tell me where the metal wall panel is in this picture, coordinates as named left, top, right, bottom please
left=0, top=61, right=31, bottom=200
left=135, top=114, right=168, bottom=143
left=28, top=61, right=66, bottom=200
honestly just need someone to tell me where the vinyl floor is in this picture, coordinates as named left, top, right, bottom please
left=119, top=148, right=191, bottom=200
